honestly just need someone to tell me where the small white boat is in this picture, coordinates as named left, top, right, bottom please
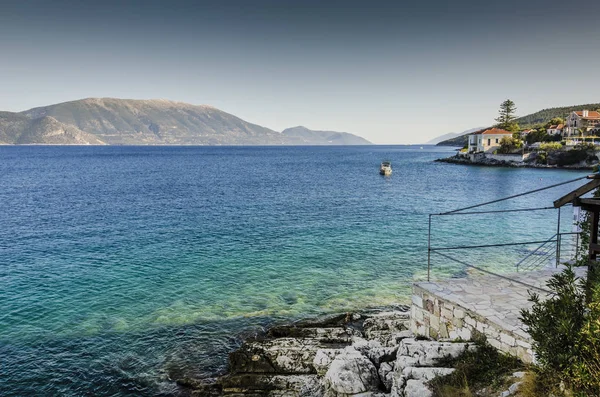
left=379, top=161, right=392, bottom=176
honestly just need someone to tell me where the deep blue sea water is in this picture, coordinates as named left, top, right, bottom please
left=0, top=145, right=587, bottom=396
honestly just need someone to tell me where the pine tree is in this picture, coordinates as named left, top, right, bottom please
left=495, top=99, right=517, bottom=130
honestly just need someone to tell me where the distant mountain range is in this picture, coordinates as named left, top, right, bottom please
left=281, top=126, right=371, bottom=145
left=436, top=102, right=600, bottom=146
left=426, top=127, right=485, bottom=145
left=0, top=98, right=371, bottom=146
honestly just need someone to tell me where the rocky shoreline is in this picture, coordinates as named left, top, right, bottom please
left=436, top=154, right=595, bottom=170
left=178, top=306, right=484, bottom=397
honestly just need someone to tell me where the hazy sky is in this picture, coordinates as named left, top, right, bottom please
left=2, top=0, right=600, bottom=144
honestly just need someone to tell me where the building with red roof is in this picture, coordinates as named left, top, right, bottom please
left=565, top=110, right=600, bottom=137
left=467, top=128, right=513, bottom=153
left=547, top=124, right=564, bottom=135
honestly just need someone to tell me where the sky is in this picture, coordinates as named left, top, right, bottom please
left=1, top=0, right=600, bottom=144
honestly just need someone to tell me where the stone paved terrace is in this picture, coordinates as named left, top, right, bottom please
left=410, top=266, right=587, bottom=363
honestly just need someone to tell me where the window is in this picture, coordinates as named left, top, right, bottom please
left=495, top=138, right=499, bottom=143
left=488, top=139, right=491, bottom=145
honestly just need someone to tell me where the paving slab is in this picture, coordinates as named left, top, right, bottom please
left=415, top=266, right=587, bottom=340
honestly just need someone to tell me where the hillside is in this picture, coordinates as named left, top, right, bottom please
left=437, top=102, right=600, bottom=146
left=2, top=98, right=371, bottom=146
left=281, top=126, right=371, bottom=145
left=21, top=98, right=285, bottom=145
left=0, top=112, right=104, bottom=145
left=513, top=103, right=600, bottom=128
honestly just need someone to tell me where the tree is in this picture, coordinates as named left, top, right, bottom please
left=545, top=117, right=565, bottom=129
left=505, top=122, right=520, bottom=133
left=495, top=99, right=518, bottom=130
left=497, top=136, right=523, bottom=153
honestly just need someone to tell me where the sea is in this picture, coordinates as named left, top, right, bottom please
left=0, top=145, right=588, bottom=396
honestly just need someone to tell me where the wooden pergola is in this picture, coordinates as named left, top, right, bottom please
left=554, top=173, right=600, bottom=285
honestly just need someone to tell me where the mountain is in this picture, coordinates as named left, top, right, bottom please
left=513, top=103, right=600, bottom=128
left=427, top=127, right=485, bottom=145
left=21, top=98, right=285, bottom=145
left=434, top=127, right=487, bottom=147
left=281, top=126, right=371, bottom=145
left=0, top=111, right=104, bottom=145
left=0, top=98, right=370, bottom=146
left=426, top=132, right=461, bottom=145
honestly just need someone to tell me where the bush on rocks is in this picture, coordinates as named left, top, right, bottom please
left=427, top=336, right=524, bottom=396
left=520, top=266, right=600, bottom=396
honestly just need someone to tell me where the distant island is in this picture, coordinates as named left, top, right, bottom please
left=0, top=98, right=371, bottom=146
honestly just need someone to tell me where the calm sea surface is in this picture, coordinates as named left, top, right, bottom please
left=0, top=145, right=587, bottom=396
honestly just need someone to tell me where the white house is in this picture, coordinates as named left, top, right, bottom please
left=468, top=128, right=514, bottom=153
left=546, top=124, right=564, bottom=136
left=564, top=110, right=600, bottom=137
left=520, top=129, right=535, bottom=138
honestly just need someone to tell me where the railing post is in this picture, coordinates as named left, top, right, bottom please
left=427, top=214, right=432, bottom=282
left=556, top=207, right=561, bottom=267
left=576, top=232, right=580, bottom=260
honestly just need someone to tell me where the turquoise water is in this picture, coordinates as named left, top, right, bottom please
left=0, top=145, right=586, bottom=396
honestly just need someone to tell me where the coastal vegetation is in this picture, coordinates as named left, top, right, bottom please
left=519, top=196, right=600, bottom=396
left=437, top=102, right=600, bottom=147
left=497, top=135, right=523, bottom=154
left=495, top=99, right=520, bottom=133
left=429, top=334, right=524, bottom=396
left=516, top=105, right=600, bottom=129
left=439, top=99, right=600, bottom=169
left=529, top=143, right=597, bottom=167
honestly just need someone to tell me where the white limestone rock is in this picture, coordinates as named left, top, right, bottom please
left=323, top=347, right=380, bottom=395
left=509, top=381, right=522, bottom=394
left=387, top=330, right=414, bottom=347
left=390, top=367, right=455, bottom=394
left=402, top=366, right=456, bottom=381
left=404, top=379, right=433, bottom=397
left=351, top=336, right=398, bottom=367
left=396, top=339, right=475, bottom=368
left=378, top=361, right=395, bottom=391
left=363, top=311, right=411, bottom=344
left=313, top=348, right=344, bottom=376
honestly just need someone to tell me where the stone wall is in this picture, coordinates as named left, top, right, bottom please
left=410, top=285, right=534, bottom=363
left=484, top=153, right=531, bottom=162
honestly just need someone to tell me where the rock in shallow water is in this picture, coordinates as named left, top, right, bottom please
left=181, top=307, right=465, bottom=397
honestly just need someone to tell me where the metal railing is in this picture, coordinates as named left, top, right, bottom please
left=426, top=175, right=589, bottom=286
left=514, top=231, right=580, bottom=272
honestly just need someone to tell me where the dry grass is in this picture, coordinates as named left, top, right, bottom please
left=429, top=336, right=525, bottom=397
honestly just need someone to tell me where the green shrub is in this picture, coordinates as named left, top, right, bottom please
left=570, top=286, right=600, bottom=394
left=539, top=142, right=562, bottom=152
left=535, top=151, right=547, bottom=165
left=520, top=266, right=600, bottom=396
left=498, top=136, right=523, bottom=154
left=520, top=267, right=587, bottom=374
left=429, top=335, right=524, bottom=396
left=520, top=194, right=600, bottom=396
left=553, top=147, right=591, bottom=166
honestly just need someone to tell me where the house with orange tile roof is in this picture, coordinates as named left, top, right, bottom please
left=467, top=128, right=514, bottom=153
left=546, top=124, right=564, bottom=136
left=564, top=110, right=600, bottom=137
left=519, top=129, right=535, bottom=138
